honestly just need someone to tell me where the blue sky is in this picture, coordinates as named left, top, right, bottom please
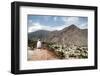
left=28, top=15, right=88, bottom=33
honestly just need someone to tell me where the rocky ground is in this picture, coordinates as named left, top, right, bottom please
left=27, top=44, right=88, bottom=61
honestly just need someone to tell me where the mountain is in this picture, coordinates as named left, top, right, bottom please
left=28, top=30, right=50, bottom=41
left=28, top=24, right=88, bottom=46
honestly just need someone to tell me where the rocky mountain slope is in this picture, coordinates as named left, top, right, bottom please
left=28, top=24, right=88, bottom=46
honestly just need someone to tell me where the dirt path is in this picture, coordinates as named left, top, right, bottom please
left=28, top=48, right=59, bottom=61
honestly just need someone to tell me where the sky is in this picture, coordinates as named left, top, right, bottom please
left=28, top=15, right=88, bottom=33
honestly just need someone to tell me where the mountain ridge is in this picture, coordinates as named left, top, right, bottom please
left=28, top=24, right=88, bottom=46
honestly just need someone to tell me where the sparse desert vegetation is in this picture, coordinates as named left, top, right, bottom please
left=48, top=43, right=88, bottom=59
left=28, top=39, right=88, bottom=60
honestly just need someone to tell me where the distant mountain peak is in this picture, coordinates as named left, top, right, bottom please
left=67, top=24, right=79, bottom=29
left=62, top=24, right=79, bottom=32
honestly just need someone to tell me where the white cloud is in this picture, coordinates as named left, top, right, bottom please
left=28, top=17, right=88, bottom=33
left=28, top=20, right=33, bottom=24
left=61, top=17, right=67, bottom=22
left=53, top=17, right=57, bottom=21
left=62, top=17, right=87, bottom=29
left=28, top=22, right=67, bottom=33
left=28, top=22, right=54, bottom=33
left=79, top=23, right=87, bottom=29
left=67, top=17, right=79, bottom=23
left=64, top=17, right=79, bottom=25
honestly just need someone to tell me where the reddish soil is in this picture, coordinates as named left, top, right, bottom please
left=28, top=48, right=58, bottom=61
